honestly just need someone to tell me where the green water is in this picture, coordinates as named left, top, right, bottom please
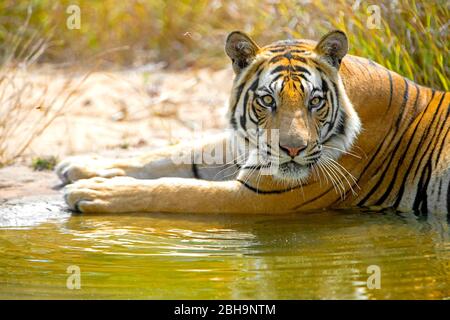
left=0, top=197, right=449, bottom=299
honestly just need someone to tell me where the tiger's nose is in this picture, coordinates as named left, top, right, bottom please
left=279, top=144, right=307, bottom=157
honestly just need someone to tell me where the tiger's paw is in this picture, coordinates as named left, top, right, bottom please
left=63, top=176, right=147, bottom=213
left=55, top=156, right=125, bottom=184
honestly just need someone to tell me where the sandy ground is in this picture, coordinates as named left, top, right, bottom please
left=0, top=66, right=233, bottom=201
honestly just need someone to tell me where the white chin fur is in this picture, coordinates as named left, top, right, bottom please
left=273, top=162, right=311, bottom=182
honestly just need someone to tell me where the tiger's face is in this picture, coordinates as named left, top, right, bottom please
left=226, top=30, right=361, bottom=183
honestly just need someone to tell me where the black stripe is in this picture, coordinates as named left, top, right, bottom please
left=438, top=179, right=443, bottom=201
left=317, top=76, right=338, bottom=142
left=237, top=179, right=302, bottom=194
left=270, top=65, right=289, bottom=74
left=230, top=61, right=267, bottom=126
left=359, top=89, right=434, bottom=206
left=413, top=159, right=432, bottom=214
left=389, top=93, right=445, bottom=208
left=358, top=136, right=405, bottom=206
left=430, top=97, right=449, bottom=170
left=363, top=92, right=441, bottom=207
left=268, top=48, right=287, bottom=53
left=292, top=65, right=311, bottom=74
left=395, top=78, right=409, bottom=128
left=269, top=55, right=285, bottom=63
left=384, top=70, right=393, bottom=114
left=270, top=73, right=285, bottom=83
left=270, top=65, right=311, bottom=75
left=233, top=159, right=242, bottom=169
left=434, top=126, right=449, bottom=168
left=360, top=138, right=388, bottom=176
left=360, top=90, right=437, bottom=190
left=336, top=112, right=346, bottom=135
left=292, top=187, right=335, bottom=209
left=392, top=93, right=444, bottom=208
left=248, top=104, right=260, bottom=125
left=376, top=99, right=439, bottom=206
left=412, top=93, right=446, bottom=179
left=230, top=83, right=245, bottom=126
left=355, top=71, right=409, bottom=179
left=239, top=78, right=260, bottom=130
left=412, top=84, right=420, bottom=116
left=230, top=116, right=238, bottom=129
left=192, top=163, right=200, bottom=179
left=283, top=51, right=293, bottom=59
left=241, top=164, right=271, bottom=170
left=291, top=56, right=307, bottom=63
left=305, top=149, right=322, bottom=158
left=330, top=81, right=340, bottom=130
left=289, top=49, right=308, bottom=54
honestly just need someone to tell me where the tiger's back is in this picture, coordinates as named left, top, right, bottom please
left=339, top=57, right=449, bottom=214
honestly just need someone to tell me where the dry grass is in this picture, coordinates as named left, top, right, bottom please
left=306, top=0, right=449, bottom=91
left=0, top=9, right=90, bottom=166
left=0, top=66, right=85, bottom=166
left=1, top=0, right=447, bottom=89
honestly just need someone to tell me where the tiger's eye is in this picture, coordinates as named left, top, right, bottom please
left=310, top=97, right=321, bottom=106
left=262, top=95, right=274, bottom=105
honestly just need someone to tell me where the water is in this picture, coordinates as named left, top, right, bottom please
left=0, top=196, right=449, bottom=299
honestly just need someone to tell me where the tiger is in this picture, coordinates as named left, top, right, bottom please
left=56, top=30, right=450, bottom=215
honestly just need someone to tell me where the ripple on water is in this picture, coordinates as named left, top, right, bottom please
left=0, top=197, right=449, bottom=299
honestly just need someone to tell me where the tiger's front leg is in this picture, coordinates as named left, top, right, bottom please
left=56, top=133, right=235, bottom=183
left=64, top=176, right=293, bottom=214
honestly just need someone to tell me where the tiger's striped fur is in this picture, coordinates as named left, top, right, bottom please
left=224, top=30, right=449, bottom=214
left=58, top=30, right=449, bottom=215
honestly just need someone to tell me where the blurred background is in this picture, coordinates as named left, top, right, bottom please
left=0, top=0, right=448, bottom=172
left=1, top=0, right=448, bottom=88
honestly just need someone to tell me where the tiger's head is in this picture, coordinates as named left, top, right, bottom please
left=225, top=30, right=361, bottom=183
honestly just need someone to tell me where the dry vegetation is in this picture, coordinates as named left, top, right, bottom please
left=0, top=0, right=448, bottom=167
left=0, top=10, right=91, bottom=166
left=2, top=0, right=447, bottom=88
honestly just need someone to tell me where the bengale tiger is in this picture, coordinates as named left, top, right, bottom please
left=56, top=30, right=450, bottom=215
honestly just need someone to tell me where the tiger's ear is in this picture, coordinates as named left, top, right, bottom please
left=225, top=31, right=260, bottom=75
left=314, top=30, right=348, bottom=69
